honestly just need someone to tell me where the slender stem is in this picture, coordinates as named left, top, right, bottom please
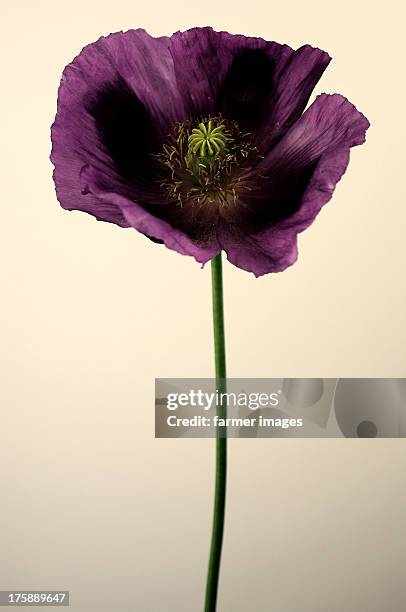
left=204, top=253, right=227, bottom=612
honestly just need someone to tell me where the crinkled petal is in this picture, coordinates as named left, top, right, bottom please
left=260, top=45, right=331, bottom=150
left=59, top=29, right=184, bottom=132
left=170, top=29, right=330, bottom=144
left=169, top=27, right=293, bottom=122
left=219, top=94, right=370, bottom=276
left=51, top=29, right=185, bottom=225
left=218, top=221, right=299, bottom=276
left=82, top=165, right=220, bottom=264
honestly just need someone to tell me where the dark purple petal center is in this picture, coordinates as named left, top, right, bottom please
left=216, top=48, right=274, bottom=130
left=88, top=79, right=159, bottom=184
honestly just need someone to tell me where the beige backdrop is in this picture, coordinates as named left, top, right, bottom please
left=1, top=1, right=405, bottom=610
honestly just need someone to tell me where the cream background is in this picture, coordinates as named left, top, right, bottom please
left=1, top=0, right=405, bottom=610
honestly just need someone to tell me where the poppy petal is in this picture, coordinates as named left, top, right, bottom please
left=51, top=29, right=185, bottom=225
left=219, top=94, right=370, bottom=276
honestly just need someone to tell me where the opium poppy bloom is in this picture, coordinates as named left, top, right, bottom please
left=51, top=28, right=369, bottom=276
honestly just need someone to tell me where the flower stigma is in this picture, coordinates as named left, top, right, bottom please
left=187, top=120, right=230, bottom=159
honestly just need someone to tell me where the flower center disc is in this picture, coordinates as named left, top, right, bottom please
left=155, top=116, right=258, bottom=208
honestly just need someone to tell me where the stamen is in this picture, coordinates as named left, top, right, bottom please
left=154, top=116, right=260, bottom=209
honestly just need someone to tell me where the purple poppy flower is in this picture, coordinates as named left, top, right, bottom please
left=51, top=27, right=369, bottom=276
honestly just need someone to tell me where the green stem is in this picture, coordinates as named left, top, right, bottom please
left=204, top=253, right=227, bottom=612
